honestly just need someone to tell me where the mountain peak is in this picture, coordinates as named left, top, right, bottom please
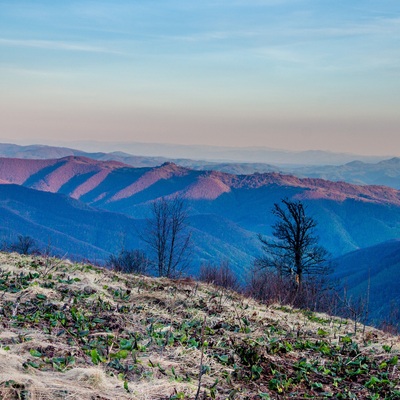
left=159, top=161, right=179, bottom=169
left=157, top=161, right=189, bottom=174
left=59, top=155, right=127, bottom=168
left=379, top=157, right=400, bottom=165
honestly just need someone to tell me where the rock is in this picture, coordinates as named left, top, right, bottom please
left=83, top=286, right=96, bottom=295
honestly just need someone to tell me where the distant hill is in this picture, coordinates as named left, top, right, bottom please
left=333, top=239, right=400, bottom=324
left=0, top=143, right=168, bottom=167
left=66, top=140, right=389, bottom=165
left=0, top=156, right=400, bottom=261
left=1, top=156, right=399, bottom=206
left=294, top=157, right=400, bottom=189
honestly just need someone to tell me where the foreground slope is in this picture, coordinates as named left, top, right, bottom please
left=0, top=253, right=399, bottom=399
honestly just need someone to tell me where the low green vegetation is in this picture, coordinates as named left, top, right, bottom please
left=0, top=252, right=399, bottom=399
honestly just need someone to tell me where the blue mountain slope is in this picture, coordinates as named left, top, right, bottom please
left=0, top=184, right=143, bottom=261
left=0, top=184, right=260, bottom=269
left=333, top=239, right=400, bottom=323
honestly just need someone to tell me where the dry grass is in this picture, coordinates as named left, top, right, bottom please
left=0, top=252, right=399, bottom=399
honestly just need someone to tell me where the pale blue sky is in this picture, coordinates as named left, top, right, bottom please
left=0, top=1, right=399, bottom=155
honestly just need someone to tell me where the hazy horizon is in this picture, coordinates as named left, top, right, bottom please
left=0, top=139, right=395, bottom=167
left=0, top=137, right=396, bottom=158
left=1, top=1, right=399, bottom=156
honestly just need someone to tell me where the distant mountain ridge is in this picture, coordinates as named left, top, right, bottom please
left=65, top=141, right=389, bottom=165
left=0, top=143, right=280, bottom=174
left=1, top=143, right=400, bottom=189
left=0, top=143, right=168, bottom=167
left=294, top=157, right=400, bottom=189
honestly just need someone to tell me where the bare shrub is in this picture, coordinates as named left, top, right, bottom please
left=107, top=249, right=150, bottom=275
left=245, top=266, right=293, bottom=305
left=246, top=262, right=335, bottom=312
left=9, top=235, right=38, bottom=255
left=377, top=301, right=400, bottom=335
left=199, top=261, right=239, bottom=291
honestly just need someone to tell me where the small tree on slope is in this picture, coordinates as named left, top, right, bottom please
left=142, top=197, right=192, bottom=278
left=257, top=198, right=329, bottom=290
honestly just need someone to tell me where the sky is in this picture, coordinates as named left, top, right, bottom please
left=0, top=0, right=399, bottom=156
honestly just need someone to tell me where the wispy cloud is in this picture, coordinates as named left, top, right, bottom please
left=0, top=38, right=124, bottom=55
left=0, top=64, right=72, bottom=79
left=160, top=30, right=259, bottom=43
left=251, top=46, right=307, bottom=64
left=302, top=18, right=400, bottom=38
left=146, top=16, right=400, bottom=47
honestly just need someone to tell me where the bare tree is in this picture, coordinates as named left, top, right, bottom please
left=257, top=199, right=329, bottom=290
left=142, top=197, right=191, bottom=277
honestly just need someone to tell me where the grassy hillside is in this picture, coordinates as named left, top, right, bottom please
left=0, top=253, right=399, bottom=399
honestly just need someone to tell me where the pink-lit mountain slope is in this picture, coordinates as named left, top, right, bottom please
left=1, top=156, right=400, bottom=257
left=0, top=156, right=125, bottom=196
left=0, top=156, right=399, bottom=206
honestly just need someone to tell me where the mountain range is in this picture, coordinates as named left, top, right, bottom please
left=0, top=155, right=399, bottom=261
left=1, top=143, right=399, bottom=189
left=0, top=149, right=400, bottom=326
left=63, top=140, right=389, bottom=165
